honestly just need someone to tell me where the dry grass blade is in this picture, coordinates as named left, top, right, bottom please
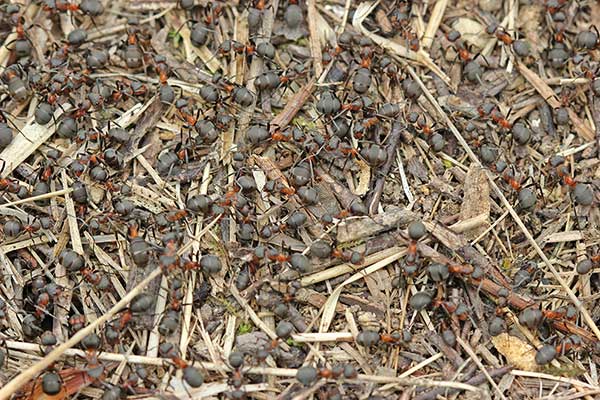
left=307, top=0, right=323, bottom=77
left=422, top=0, right=448, bottom=50
left=319, top=249, right=404, bottom=333
left=0, top=215, right=221, bottom=399
left=516, top=63, right=594, bottom=140
left=0, top=105, right=72, bottom=178
left=403, top=62, right=600, bottom=341
left=352, top=2, right=452, bottom=87
left=0, top=188, right=72, bottom=208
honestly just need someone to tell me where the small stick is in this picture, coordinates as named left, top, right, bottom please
left=430, top=333, right=465, bottom=369
left=403, top=61, right=600, bottom=342
left=587, top=91, right=600, bottom=158
left=315, top=167, right=361, bottom=209
left=307, top=0, right=323, bottom=77
left=270, top=78, right=316, bottom=132
left=368, top=121, right=404, bottom=214
left=415, top=366, right=512, bottom=400
left=1, top=340, right=484, bottom=391
left=0, top=188, right=72, bottom=208
left=456, top=335, right=507, bottom=400
left=336, top=0, right=352, bottom=35
left=422, top=0, right=448, bottom=50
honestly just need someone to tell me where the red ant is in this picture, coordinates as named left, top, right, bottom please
left=203, top=3, right=225, bottom=25
left=455, top=42, right=473, bottom=62
left=490, top=109, right=512, bottom=130
left=544, top=0, right=568, bottom=15
left=69, top=314, right=86, bottom=331
left=34, top=292, right=51, bottom=319
left=495, top=28, right=514, bottom=45
left=448, top=264, right=475, bottom=276
left=266, top=250, right=290, bottom=264
left=0, top=178, right=21, bottom=193
left=554, top=165, right=577, bottom=188
left=379, top=332, right=406, bottom=345
left=113, top=309, right=133, bottom=331
left=542, top=307, right=576, bottom=322
left=362, top=117, right=380, bottom=130
left=80, top=267, right=107, bottom=288
left=51, top=1, right=81, bottom=12
left=72, top=99, right=93, bottom=120
left=271, top=129, right=291, bottom=142
left=339, top=143, right=359, bottom=158
left=219, top=186, right=241, bottom=207
left=166, top=209, right=189, bottom=223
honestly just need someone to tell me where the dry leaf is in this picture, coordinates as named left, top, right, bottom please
left=354, top=159, right=371, bottom=195
left=460, top=166, right=490, bottom=239
left=452, top=18, right=488, bottom=49
left=517, top=4, right=545, bottom=51
left=491, top=333, right=538, bottom=371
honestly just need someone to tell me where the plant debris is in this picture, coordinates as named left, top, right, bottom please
left=0, top=0, right=599, bottom=399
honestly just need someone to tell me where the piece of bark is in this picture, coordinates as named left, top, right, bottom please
left=459, top=166, right=490, bottom=240
left=337, top=205, right=417, bottom=243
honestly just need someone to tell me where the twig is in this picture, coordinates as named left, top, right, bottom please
left=415, top=366, right=512, bottom=400
left=403, top=61, right=600, bottom=342
left=270, top=78, right=316, bottom=132
left=368, top=121, right=404, bottom=214
left=307, top=0, right=323, bottom=77
left=430, top=333, right=465, bottom=369
left=587, top=91, right=600, bottom=157
left=395, top=149, right=416, bottom=206
left=456, top=335, right=507, bottom=400
left=336, top=0, right=352, bottom=35
left=0, top=267, right=162, bottom=400
left=0, top=188, right=72, bottom=208
left=422, top=0, right=448, bottom=50
left=2, top=340, right=484, bottom=392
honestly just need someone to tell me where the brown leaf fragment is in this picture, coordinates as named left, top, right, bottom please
left=125, top=96, right=165, bottom=158
left=337, top=206, right=417, bottom=244
left=459, top=166, right=490, bottom=239
left=491, top=333, right=538, bottom=371
left=270, top=78, right=315, bottom=132
left=375, top=9, right=393, bottom=36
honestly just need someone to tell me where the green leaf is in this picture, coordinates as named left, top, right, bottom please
left=238, top=322, right=253, bottom=334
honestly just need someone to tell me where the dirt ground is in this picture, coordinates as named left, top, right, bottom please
left=0, top=0, right=599, bottom=399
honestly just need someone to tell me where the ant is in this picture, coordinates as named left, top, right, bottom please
left=494, top=27, right=514, bottom=45
left=71, top=99, right=93, bottom=120
left=7, top=14, right=34, bottom=59
left=158, top=343, right=204, bottom=388
left=502, top=168, right=525, bottom=192
left=123, top=27, right=147, bottom=70
left=490, top=109, right=512, bottom=130
left=2, top=65, right=28, bottom=101
left=432, top=299, right=470, bottom=321
left=266, top=248, right=291, bottom=264
left=69, top=314, right=86, bottom=332
left=542, top=305, right=577, bottom=322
